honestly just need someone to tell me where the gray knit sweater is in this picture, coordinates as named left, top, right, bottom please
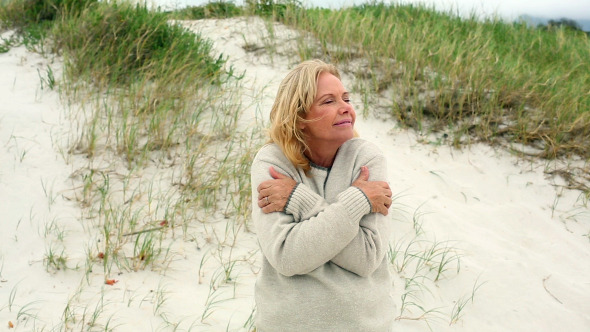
left=250, top=138, right=395, bottom=332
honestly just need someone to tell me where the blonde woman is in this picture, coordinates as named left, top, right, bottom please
left=250, top=59, right=395, bottom=331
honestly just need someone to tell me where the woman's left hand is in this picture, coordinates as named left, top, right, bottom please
left=257, top=166, right=297, bottom=214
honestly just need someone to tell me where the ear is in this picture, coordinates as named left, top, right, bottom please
left=297, top=122, right=305, bottom=130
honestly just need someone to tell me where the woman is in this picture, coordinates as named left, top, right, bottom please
left=250, top=59, right=395, bottom=331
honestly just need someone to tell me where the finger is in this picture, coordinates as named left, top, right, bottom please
left=269, top=166, right=288, bottom=180
left=376, top=203, right=389, bottom=216
left=374, top=181, right=390, bottom=189
left=374, top=205, right=380, bottom=214
left=258, top=195, right=272, bottom=209
left=258, top=198, right=266, bottom=208
left=257, top=189, right=266, bottom=201
left=261, top=203, right=281, bottom=214
left=385, top=200, right=392, bottom=209
left=258, top=188, right=270, bottom=201
left=355, top=166, right=370, bottom=182
left=257, top=181, right=271, bottom=193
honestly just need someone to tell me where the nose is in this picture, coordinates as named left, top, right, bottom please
left=338, top=100, right=352, bottom=114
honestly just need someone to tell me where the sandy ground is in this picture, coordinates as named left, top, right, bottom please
left=1, top=17, right=589, bottom=331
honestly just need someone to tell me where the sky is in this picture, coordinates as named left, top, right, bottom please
left=312, top=0, right=590, bottom=21
left=149, top=0, right=590, bottom=26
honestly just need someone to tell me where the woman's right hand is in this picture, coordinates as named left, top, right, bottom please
left=257, top=166, right=297, bottom=214
left=352, top=166, right=392, bottom=216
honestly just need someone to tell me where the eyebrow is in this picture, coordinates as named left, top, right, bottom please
left=316, top=91, right=349, bottom=101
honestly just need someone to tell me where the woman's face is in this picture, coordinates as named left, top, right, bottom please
left=300, top=72, right=356, bottom=152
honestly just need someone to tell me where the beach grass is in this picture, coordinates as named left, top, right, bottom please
left=168, top=0, right=243, bottom=19
left=1, top=0, right=261, bottom=329
left=164, top=0, right=590, bottom=193
left=270, top=1, right=589, bottom=193
left=0, top=0, right=587, bottom=330
left=279, top=3, right=590, bottom=153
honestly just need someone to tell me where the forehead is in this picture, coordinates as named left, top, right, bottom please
left=316, top=72, right=345, bottom=92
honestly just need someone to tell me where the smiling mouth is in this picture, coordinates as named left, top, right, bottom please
left=334, top=119, right=352, bottom=126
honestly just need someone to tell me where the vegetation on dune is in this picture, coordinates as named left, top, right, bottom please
left=0, top=0, right=253, bottom=300
left=164, top=0, right=590, bottom=192
left=0, top=0, right=587, bottom=330
left=169, top=0, right=243, bottom=19
left=0, top=0, right=93, bottom=28
left=1, top=0, right=243, bottom=163
left=1, top=0, right=227, bottom=83
left=2, top=0, right=588, bottom=169
left=280, top=3, right=590, bottom=161
left=56, top=4, right=227, bottom=84
left=167, top=0, right=300, bottom=20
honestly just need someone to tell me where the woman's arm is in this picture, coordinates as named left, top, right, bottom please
left=277, top=156, right=392, bottom=277
left=251, top=152, right=371, bottom=277
left=329, top=155, right=392, bottom=277
left=256, top=166, right=298, bottom=215
left=258, top=165, right=391, bottom=219
left=256, top=143, right=393, bottom=277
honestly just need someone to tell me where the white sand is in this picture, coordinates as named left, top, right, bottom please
left=1, top=18, right=589, bottom=331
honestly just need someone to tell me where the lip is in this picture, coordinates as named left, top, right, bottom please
left=333, top=119, right=353, bottom=126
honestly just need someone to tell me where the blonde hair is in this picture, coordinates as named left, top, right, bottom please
left=268, top=59, right=341, bottom=174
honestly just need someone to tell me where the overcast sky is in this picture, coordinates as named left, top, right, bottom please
left=150, top=0, right=590, bottom=21
left=370, top=0, right=590, bottom=21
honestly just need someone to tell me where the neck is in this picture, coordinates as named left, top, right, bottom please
left=305, top=143, right=339, bottom=168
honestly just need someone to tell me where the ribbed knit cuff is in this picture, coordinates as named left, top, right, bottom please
left=285, top=183, right=318, bottom=216
left=284, top=183, right=300, bottom=213
left=337, top=187, right=371, bottom=222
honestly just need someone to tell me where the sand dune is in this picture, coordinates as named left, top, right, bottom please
left=1, top=17, right=589, bottom=331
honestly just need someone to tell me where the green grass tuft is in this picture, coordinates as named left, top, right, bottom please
left=276, top=2, right=590, bottom=164
left=170, top=0, right=243, bottom=20
left=53, top=2, right=226, bottom=85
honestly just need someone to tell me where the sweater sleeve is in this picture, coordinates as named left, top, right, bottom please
left=251, top=148, right=371, bottom=277
left=281, top=143, right=392, bottom=277
left=329, top=153, right=391, bottom=276
left=285, top=183, right=369, bottom=222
